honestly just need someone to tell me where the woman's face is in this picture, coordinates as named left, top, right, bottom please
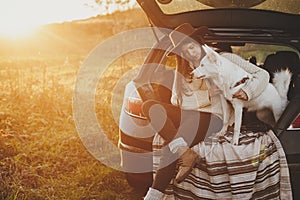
left=181, top=41, right=202, bottom=64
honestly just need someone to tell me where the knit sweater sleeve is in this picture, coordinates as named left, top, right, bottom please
left=221, top=53, right=270, bottom=100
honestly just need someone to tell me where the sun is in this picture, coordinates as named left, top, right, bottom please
left=0, top=0, right=131, bottom=39
left=0, top=22, right=38, bottom=39
left=0, top=0, right=100, bottom=39
left=0, top=1, right=41, bottom=39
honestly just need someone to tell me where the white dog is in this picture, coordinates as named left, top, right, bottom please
left=192, top=45, right=291, bottom=145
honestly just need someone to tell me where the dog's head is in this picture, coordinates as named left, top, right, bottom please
left=192, top=45, right=222, bottom=79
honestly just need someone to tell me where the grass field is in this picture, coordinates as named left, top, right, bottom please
left=0, top=8, right=149, bottom=200
left=0, top=53, right=149, bottom=199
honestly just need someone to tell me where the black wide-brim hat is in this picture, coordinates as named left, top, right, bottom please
left=167, top=23, right=209, bottom=56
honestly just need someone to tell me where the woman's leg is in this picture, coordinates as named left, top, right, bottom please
left=142, top=99, right=212, bottom=146
left=151, top=147, right=178, bottom=192
left=142, top=100, right=215, bottom=193
left=142, top=100, right=181, bottom=193
left=169, top=111, right=212, bottom=184
left=142, top=99, right=181, bottom=142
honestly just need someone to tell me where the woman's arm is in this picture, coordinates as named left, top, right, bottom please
left=221, top=53, right=270, bottom=101
left=171, top=75, right=211, bottom=108
left=171, top=84, right=211, bottom=108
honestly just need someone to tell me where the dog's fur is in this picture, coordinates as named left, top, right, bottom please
left=192, top=45, right=292, bottom=145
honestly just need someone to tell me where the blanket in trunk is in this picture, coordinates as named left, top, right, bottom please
left=152, top=130, right=292, bottom=200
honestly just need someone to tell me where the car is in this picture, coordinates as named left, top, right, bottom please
left=118, top=0, right=300, bottom=198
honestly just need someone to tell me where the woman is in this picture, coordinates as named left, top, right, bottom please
left=143, top=23, right=270, bottom=200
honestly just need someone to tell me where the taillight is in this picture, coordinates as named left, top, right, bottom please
left=291, top=115, right=300, bottom=128
left=124, top=97, right=147, bottom=119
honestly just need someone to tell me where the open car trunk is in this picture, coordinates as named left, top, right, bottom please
left=119, top=0, right=300, bottom=198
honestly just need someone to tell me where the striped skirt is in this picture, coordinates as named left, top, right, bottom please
left=153, top=130, right=292, bottom=200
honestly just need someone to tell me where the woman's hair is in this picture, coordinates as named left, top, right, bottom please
left=173, top=39, right=206, bottom=105
left=177, top=39, right=206, bottom=79
left=177, top=54, right=194, bottom=81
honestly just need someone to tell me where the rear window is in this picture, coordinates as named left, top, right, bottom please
left=230, top=43, right=298, bottom=65
left=157, top=0, right=300, bottom=15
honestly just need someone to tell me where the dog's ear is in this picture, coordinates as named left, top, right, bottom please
left=207, top=53, right=217, bottom=64
left=204, top=45, right=220, bottom=56
left=202, top=45, right=220, bottom=65
left=202, top=45, right=217, bottom=64
left=202, top=44, right=212, bottom=54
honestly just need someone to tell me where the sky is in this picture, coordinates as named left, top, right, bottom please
left=0, top=0, right=137, bottom=38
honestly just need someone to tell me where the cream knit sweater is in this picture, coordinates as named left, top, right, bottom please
left=171, top=52, right=270, bottom=120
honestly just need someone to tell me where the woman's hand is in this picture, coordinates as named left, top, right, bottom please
left=233, top=89, right=248, bottom=101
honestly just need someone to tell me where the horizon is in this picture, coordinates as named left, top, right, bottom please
left=0, top=0, right=137, bottom=38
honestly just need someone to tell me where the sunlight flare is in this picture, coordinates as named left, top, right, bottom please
left=0, top=0, right=103, bottom=38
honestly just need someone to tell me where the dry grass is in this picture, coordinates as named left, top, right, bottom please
left=0, top=50, right=148, bottom=199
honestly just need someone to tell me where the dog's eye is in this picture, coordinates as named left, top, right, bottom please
left=200, top=64, right=204, bottom=67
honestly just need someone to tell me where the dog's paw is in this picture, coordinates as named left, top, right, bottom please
left=231, top=133, right=240, bottom=145
left=231, top=139, right=239, bottom=145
